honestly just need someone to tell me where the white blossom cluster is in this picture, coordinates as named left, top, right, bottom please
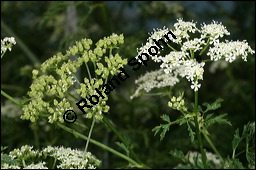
left=130, top=69, right=179, bottom=99
left=186, top=151, right=221, bottom=168
left=2, top=145, right=101, bottom=169
left=207, top=40, right=255, bottom=62
left=1, top=37, right=16, bottom=55
left=200, top=20, right=230, bottom=44
left=175, top=151, right=221, bottom=169
left=42, top=146, right=101, bottom=169
left=133, top=18, right=255, bottom=93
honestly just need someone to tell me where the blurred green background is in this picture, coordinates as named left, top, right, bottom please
left=1, top=1, right=255, bottom=168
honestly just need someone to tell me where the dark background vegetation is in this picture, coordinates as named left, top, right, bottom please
left=1, top=1, right=255, bottom=168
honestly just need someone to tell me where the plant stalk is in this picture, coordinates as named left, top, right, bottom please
left=56, top=123, right=149, bottom=168
left=193, top=91, right=208, bottom=168
left=84, top=116, right=95, bottom=156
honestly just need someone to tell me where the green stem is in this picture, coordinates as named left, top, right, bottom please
left=1, top=90, right=22, bottom=107
left=202, top=132, right=224, bottom=163
left=202, top=59, right=212, bottom=62
left=52, top=157, right=57, bottom=169
left=234, top=146, right=255, bottom=158
left=56, top=123, right=147, bottom=168
left=22, top=159, right=26, bottom=167
left=193, top=91, right=207, bottom=168
left=167, top=44, right=177, bottom=51
left=102, top=115, right=142, bottom=164
left=1, top=50, right=7, bottom=59
left=32, top=123, right=40, bottom=149
left=85, top=62, right=92, bottom=81
left=199, top=38, right=210, bottom=56
left=67, top=91, right=80, bottom=101
left=84, top=116, right=95, bottom=156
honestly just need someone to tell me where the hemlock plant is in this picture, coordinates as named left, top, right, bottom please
left=131, top=18, right=255, bottom=168
left=1, top=18, right=255, bottom=169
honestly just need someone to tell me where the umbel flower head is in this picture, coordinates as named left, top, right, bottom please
left=21, top=34, right=127, bottom=123
left=2, top=145, right=101, bottom=169
left=132, top=18, right=254, bottom=97
left=1, top=37, right=16, bottom=58
left=1, top=37, right=16, bottom=53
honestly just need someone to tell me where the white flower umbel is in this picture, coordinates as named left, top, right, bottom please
left=1, top=37, right=16, bottom=53
left=173, top=18, right=197, bottom=42
left=207, top=40, right=255, bottom=62
left=131, top=69, right=179, bottom=99
left=4, top=145, right=101, bottom=169
left=42, top=146, right=101, bottom=169
left=200, top=20, right=230, bottom=44
left=134, top=18, right=255, bottom=92
left=1, top=37, right=16, bottom=58
left=185, top=151, right=221, bottom=168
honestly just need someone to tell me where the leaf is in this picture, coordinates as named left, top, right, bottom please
left=225, top=158, right=244, bottom=169
left=202, top=98, right=224, bottom=113
left=115, top=142, right=129, bottom=156
left=152, top=115, right=171, bottom=141
left=187, top=123, right=195, bottom=142
left=232, top=122, right=255, bottom=164
left=160, top=124, right=170, bottom=141
left=197, top=105, right=203, bottom=113
left=205, top=113, right=231, bottom=127
left=152, top=125, right=162, bottom=137
left=246, top=152, right=255, bottom=167
left=169, top=149, right=185, bottom=161
left=232, top=129, right=242, bottom=152
left=161, top=114, right=170, bottom=123
left=152, top=115, right=185, bottom=141
left=1, top=146, right=8, bottom=152
left=205, top=113, right=214, bottom=121
left=1, top=154, right=17, bottom=165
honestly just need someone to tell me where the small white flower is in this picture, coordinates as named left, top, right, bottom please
left=191, top=81, right=201, bottom=91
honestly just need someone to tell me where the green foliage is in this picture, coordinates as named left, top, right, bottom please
left=1, top=147, right=18, bottom=166
left=231, top=122, right=255, bottom=168
left=115, top=142, right=129, bottom=156
left=152, top=114, right=171, bottom=141
left=205, top=113, right=231, bottom=128
left=202, top=98, right=223, bottom=114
